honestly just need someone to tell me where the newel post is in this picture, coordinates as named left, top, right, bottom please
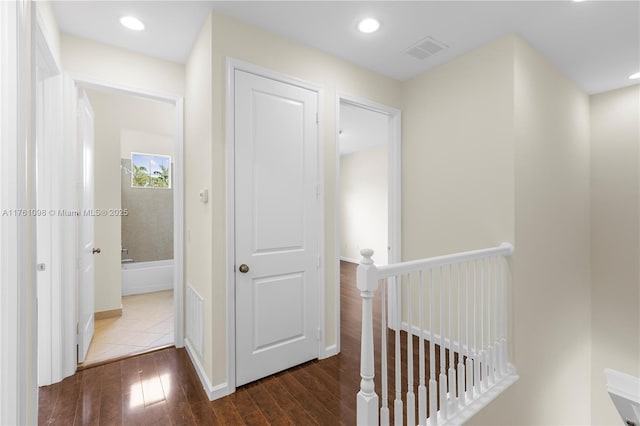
left=357, top=248, right=379, bottom=426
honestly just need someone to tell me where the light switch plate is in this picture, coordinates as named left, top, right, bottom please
left=199, top=189, right=208, bottom=203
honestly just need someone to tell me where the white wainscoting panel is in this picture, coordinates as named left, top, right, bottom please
left=186, top=283, right=204, bottom=358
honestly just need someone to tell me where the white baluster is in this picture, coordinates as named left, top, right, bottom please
left=457, top=264, right=465, bottom=409
left=492, top=256, right=499, bottom=381
left=480, top=258, right=486, bottom=392
left=487, top=256, right=493, bottom=387
left=495, top=257, right=504, bottom=379
left=439, top=267, right=448, bottom=421
left=407, top=274, right=415, bottom=426
left=357, top=249, right=379, bottom=426
left=418, top=271, right=427, bottom=426
left=395, top=275, right=403, bottom=426
left=428, top=269, right=438, bottom=425
left=496, top=256, right=504, bottom=379
left=465, top=262, right=473, bottom=403
left=381, top=279, right=390, bottom=426
left=473, top=261, right=480, bottom=398
left=500, top=255, right=508, bottom=376
left=447, top=265, right=456, bottom=415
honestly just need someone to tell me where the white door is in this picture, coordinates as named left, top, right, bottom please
left=234, top=69, right=320, bottom=386
left=77, top=89, right=96, bottom=363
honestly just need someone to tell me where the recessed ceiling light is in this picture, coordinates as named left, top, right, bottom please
left=120, top=16, right=145, bottom=31
left=357, top=18, right=380, bottom=34
left=573, top=0, right=585, bottom=2
left=629, top=72, right=640, bottom=80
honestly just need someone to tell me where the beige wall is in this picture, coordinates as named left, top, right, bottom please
left=184, top=11, right=402, bottom=388
left=402, top=34, right=592, bottom=424
left=590, top=84, right=640, bottom=424
left=469, top=37, right=592, bottom=425
left=340, top=145, right=389, bottom=265
left=513, top=36, right=591, bottom=425
left=85, top=89, right=175, bottom=312
left=401, top=36, right=516, bottom=260
left=61, top=34, right=184, bottom=96
left=184, top=12, right=214, bottom=380
left=401, top=34, right=516, bottom=421
left=121, top=128, right=174, bottom=158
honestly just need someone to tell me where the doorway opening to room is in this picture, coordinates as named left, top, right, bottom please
left=35, top=72, right=185, bottom=386
left=335, top=96, right=401, bottom=350
left=79, top=89, right=179, bottom=366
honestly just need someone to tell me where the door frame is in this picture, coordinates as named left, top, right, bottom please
left=335, top=94, right=402, bottom=347
left=225, top=58, right=325, bottom=394
left=61, top=73, right=185, bottom=372
left=34, top=4, right=63, bottom=384
left=1, top=0, right=30, bottom=423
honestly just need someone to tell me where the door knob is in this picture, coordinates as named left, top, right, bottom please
left=92, top=248, right=101, bottom=254
left=238, top=264, right=249, bottom=273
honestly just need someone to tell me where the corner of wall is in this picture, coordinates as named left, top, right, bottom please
left=589, top=84, right=640, bottom=424
left=511, top=32, right=592, bottom=425
left=35, top=0, right=62, bottom=68
left=184, top=9, right=216, bottom=393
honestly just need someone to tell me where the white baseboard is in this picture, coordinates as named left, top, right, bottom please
left=210, top=382, right=232, bottom=401
left=184, top=338, right=233, bottom=401
left=320, top=344, right=339, bottom=359
left=446, top=369, right=519, bottom=424
left=340, top=256, right=360, bottom=264
left=122, top=282, right=173, bottom=296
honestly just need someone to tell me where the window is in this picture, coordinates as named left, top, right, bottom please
left=131, top=152, right=171, bottom=189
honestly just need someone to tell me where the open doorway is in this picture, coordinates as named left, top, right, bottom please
left=335, top=96, right=401, bottom=349
left=35, top=73, right=185, bottom=386
left=339, top=102, right=390, bottom=265
left=79, top=89, right=177, bottom=366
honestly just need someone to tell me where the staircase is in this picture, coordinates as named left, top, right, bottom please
left=356, top=243, right=519, bottom=425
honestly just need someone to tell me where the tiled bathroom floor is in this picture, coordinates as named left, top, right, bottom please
left=82, top=290, right=174, bottom=366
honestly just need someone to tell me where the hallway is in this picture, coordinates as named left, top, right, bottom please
left=39, top=262, right=363, bottom=425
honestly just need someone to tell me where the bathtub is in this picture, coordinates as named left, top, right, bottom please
left=121, top=259, right=174, bottom=296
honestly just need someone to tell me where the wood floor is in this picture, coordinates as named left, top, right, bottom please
left=39, top=262, right=448, bottom=425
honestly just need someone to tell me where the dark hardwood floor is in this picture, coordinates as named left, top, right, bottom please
left=39, top=261, right=452, bottom=425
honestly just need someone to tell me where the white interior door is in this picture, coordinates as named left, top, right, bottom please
left=234, top=69, right=320, bottom=386
left=77, top=89, right=95, bottom=363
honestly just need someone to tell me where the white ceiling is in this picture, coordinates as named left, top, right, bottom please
left=52, top=1, right=213, bottom=65
left=52, top=1, right=640, bottom=94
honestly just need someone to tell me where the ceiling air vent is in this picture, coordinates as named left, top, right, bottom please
left=405, top=36, right=448, bottom=60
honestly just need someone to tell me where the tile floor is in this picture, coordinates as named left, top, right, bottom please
left=82, top=290, right=174, bottom=366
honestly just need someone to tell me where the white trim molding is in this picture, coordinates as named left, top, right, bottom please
left=58, top=75, right=186, bottom=380
left=34, top=0, right=65, bottom=388
left=1, top=0, right=37, bottom=423
left=173, top=97, right=185, bottom=348
left=0, top=2, right=25, bottom=424
left=335, top=93, right=402, bottom=353
left=184, top=338, right=232, bottom=401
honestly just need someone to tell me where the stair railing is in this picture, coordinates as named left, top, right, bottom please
left=357, top=243, right=518, bottom=425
